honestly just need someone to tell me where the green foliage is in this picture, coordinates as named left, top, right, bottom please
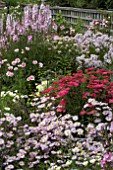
left=1, top=34, right=49, bottom=94
left=3, top=5, right=23, bottom=21
left=76, top=0, right=87, bottom=8
left=53, top=11, right=85, bottom=35
left=4, top=0, right=18, bottom=7
left=74, top=17, right=86, bottom=33
left=4, top=0, right=41, bottom=6
left=55, top=10, right=67, bottom=27
left=47, top=0, right=113, bottom=9
left=106, top=0, right=113, bottom=9
left=52, top=10, right=71, bottom=35
left=3, top=0, right=113, bottom=9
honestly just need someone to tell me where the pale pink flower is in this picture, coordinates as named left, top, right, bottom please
left=25, top=47, right=30, bottom=51
left=8, top=66, right=13, bottom=70
left=39, top=62, right=43, bottom=68
left=14, top=67, right=18, bottom=71
left=53, top=22, right=58, bottom=31
left=7, top=63, right=10, bottom=67
left=26, top=75, right=35, bottom=81
left=2, top=59, right=7, bottom=64
left=21, top=62, right=26, bottom=67
left=6, top=71, right=14, bottom=77
left=95, top=21, right=99, bottom=25
left=60, top=25, right=65, bottom=30
left=102, top=23, right=107, bottom=27
left=13, top=34, right=18, bottom=42
left=14, top=48, right=19, bottom=53
left=21, top=49, right=25, bottom=54
left=15, top=58, right=20, bottom=63
left=12, top=61, right=17, bottom=65
left=27, top=35, right=32, bottom=43
left=32, top=60, right=37, bottom=65
left=18, top=62, right=26, bottom=67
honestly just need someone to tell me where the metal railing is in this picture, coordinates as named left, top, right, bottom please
left=51, top=6, right=113, bottom=29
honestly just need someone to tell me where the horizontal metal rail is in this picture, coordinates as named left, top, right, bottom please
left=51, top=6, right=113, bottom=31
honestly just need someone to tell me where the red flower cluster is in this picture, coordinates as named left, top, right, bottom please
left=42, top=68, right=113, bottom=114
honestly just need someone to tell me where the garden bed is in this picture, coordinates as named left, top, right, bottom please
left=0, top=3, right=113, bottom=170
